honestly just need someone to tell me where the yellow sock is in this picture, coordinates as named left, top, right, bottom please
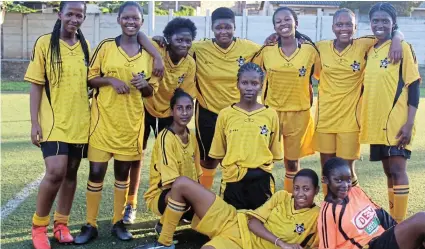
left=53, top=211, right=69, bottom=225
left=160, top=215, right=165, bottom=225
left=127, top=195, right=137, bottom=209
left=393, top=185, right=409, bottom=223
left=86, top=181, right=103, bottom=228
left=199, top=167, right=216, bottom=190
left=33, top=213, right=50, bottom=227
left=388, top=188, right=395, bottom=217
left=284, top=171, right=297, bottom=193
left=158, top=198, right=186, bottom=246
left=113, top=180, right=130, bottom=224
left=351, top=176, right=359, bottom=187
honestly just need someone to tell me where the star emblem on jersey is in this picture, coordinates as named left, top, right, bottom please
left=351, top=61, right=361, bottom=72
left=178, top=74, right=185, bottom=84
left=294, top=223, right=305, bottom=235
left=236, top=56, right=245, bottom=67
left=298, top=66, right=306, bottom=77
left=380, top=58, right=389, bottom=68
left=138, top=71, right=146, bottom=79
left=259, top=125, right=269, bottom=135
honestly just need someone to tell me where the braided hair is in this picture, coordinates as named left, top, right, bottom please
left=170, top=88, right=193, bottom=110
left=333, top=8, right=355, bottom=23
left=272, top=7, right=319, bottom=53
left=237, top=62, right=265, bottom=83
left=369, top=3, right=398, bottom=33
left=49, top=1, right=89, bottom=84
left=323, top=157, right=349, bottom=179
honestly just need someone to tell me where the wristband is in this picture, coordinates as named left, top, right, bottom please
left=274, top=237, right=281, bottom=246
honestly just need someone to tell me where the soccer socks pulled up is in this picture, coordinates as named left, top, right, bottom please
left=127, top=195, right=137, bottom=209
left=351, top=176, right=359, bottom=187
left=86, top=181, right=103, bottom=228
left=284, top=171, right=297, bottom=193
left=200, top=167, right=216, bottom=190
left=33, top=213, right=50, bottom=227
left=388, top=188, right=395, bottom=217
left=113, top=180, right=130, bottom=224
left=53, top=211, right=69, bottom=225
left=393, top=185, right=409, bottom=223
left=158, top=198, right=187, bottom=246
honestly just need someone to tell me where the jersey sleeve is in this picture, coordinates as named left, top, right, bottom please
left=208, top=111, right=226, bottom=159
left=188, top=41, right=200, bottom=57
left=313, top=50, right=321, bottom=80
left=157, top=134, right=180, bottom=186
left=269, top=110, right=283, bottom=161
left=243, top=39, right=262, bottom=61
left=88, top=42, right=106, bottom=80
left=318, top=202, right=338, bottom=249
left=246, top=191, right=288, bottom=222
left=251, top=47, right=265, bottom=70
left=24, top=36, right=47, bottom=85
left=402, top=42, right=420, bottom=86
left=148, top=74, right=160, bottom=94
left=180, top=60, right=197, bottom=98
left=193, top=136, right=203, bottom=179
left=357, top=35, right=378, bottom=50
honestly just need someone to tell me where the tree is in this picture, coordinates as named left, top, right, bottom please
left=1, top=1, right=37, bottom=13
left=340, top=1, right=423, bottom=16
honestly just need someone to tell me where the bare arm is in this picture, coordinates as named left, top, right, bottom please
left=89, top=77, right=130, bottom=94
left=137, top=31, right=164, bottom=77
left=30, top=84, right=43, bottom=147
left=140, top=84, right=153, bottom=97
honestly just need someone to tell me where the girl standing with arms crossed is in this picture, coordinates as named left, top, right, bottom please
left=252, top=7, right=320, bottom=193
left=75, top=1, right=159, bottom=244
left=25, top=2, right=90, bottom=248
left=360, top=3, right=421, bottom=223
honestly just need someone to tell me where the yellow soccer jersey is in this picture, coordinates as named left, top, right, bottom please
left=24, top=34, right=91, bottom=144
left=190, top=38, right=261, bottom=114
left=144, top=128, right=202, bottom=206
left=360, top=40, right=420, bottom=149
left=89, top=36, right=159, bottom=155
left=252, top=42, right=320, bottom=112
left=143, top=41, right=196, bottom=118
left=246, top=191, right=320, bottom=248
left=209, top=105, right=282, bottom=183
left=315, top=37, right=376, bottom=133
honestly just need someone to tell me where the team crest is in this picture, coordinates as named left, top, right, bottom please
left=236, top=56, right=245, bottom=67
left=298, top=66, right=306, bottom=77
left=259, top=125, right=269, bottom=135
left=351, top=61, right=361, bottom=72
left=138, top=71, right=146, bottom=79
left=178, top=74, right=185, bottom=84
left=294, top=223, right=305, bottom=235
left=380, top=58, right=389, bottom=68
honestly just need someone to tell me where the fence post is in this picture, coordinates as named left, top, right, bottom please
left=205, top=9, right=211, bottom=39
left=148, top=1, right=155, bottom=36
left=22, top=14, right=28, bottom=59
left=168, top=9, right=174, bottom=22
left=354, top=9, right=360, bottom=38
left=242, top=9, right=248, bottom=39
left=316, top=8, right=323, bottom=42
left=94, top=13, right=100, bottom=46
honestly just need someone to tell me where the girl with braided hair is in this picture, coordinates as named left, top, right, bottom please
left=252, top=7, right=320, bottom=194
left=24, top=1, right=91, bottom=248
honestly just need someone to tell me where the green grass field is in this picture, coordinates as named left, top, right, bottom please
left=1, top=82, right=425, bottom=249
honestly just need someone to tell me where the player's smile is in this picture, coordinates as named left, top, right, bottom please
left=370, top=10, right=393, bottom=41
left=293, top=176, right=317, bottom=210
left=274, top=9, right=297, bottom=38
left=327, top=166, right=352, bottom=202
left=59, top=2, right=85, bottom=34
left=118, top=6, right=143, bottom=37
left=333, top=12, right=355, bottom=44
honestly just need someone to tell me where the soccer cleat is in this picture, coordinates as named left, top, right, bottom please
left=53, top=223, right=74, bottom=244
left=74, top=224, right=98, bottom=245
left=134, top=241, right=175, bottom=249
left=32, top=226, right=51, bottom=249
left=123, top=204, right=137, bottom=225
left=112, top=220, right=133, bottom=241
left=154, top=222, right=163, bottom=237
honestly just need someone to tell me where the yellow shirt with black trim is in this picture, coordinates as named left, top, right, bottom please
left=144, top=128, right=202, bottom=206
left=208, top=105, right=282, bottom=183
left=315, top=36, right=376, bottom=133
left=252, top=42, right=320, bottom=112
left=190, top=38, right=261, bottom=114
left=143, top=41, right=196, bottom=118
left=360, top=40, right=420, bottom=150
left=243, top=190, right=320, bottom=248
left=88, top=36, right=159, bottom=155
left=24, top=33, right=91, bottom=144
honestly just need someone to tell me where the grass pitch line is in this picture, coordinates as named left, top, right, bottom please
left=1, top=173, right=44, bottom=220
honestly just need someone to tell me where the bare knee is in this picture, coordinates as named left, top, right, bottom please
left=64, top=158, right=81, bottom=181
left=389, top=163, right=407, bottom=180
left=171, top=176, right=192, bottom=192
left=412, top=212, right=425, bottom=231
left=89, top=163, right=107, bottom=182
